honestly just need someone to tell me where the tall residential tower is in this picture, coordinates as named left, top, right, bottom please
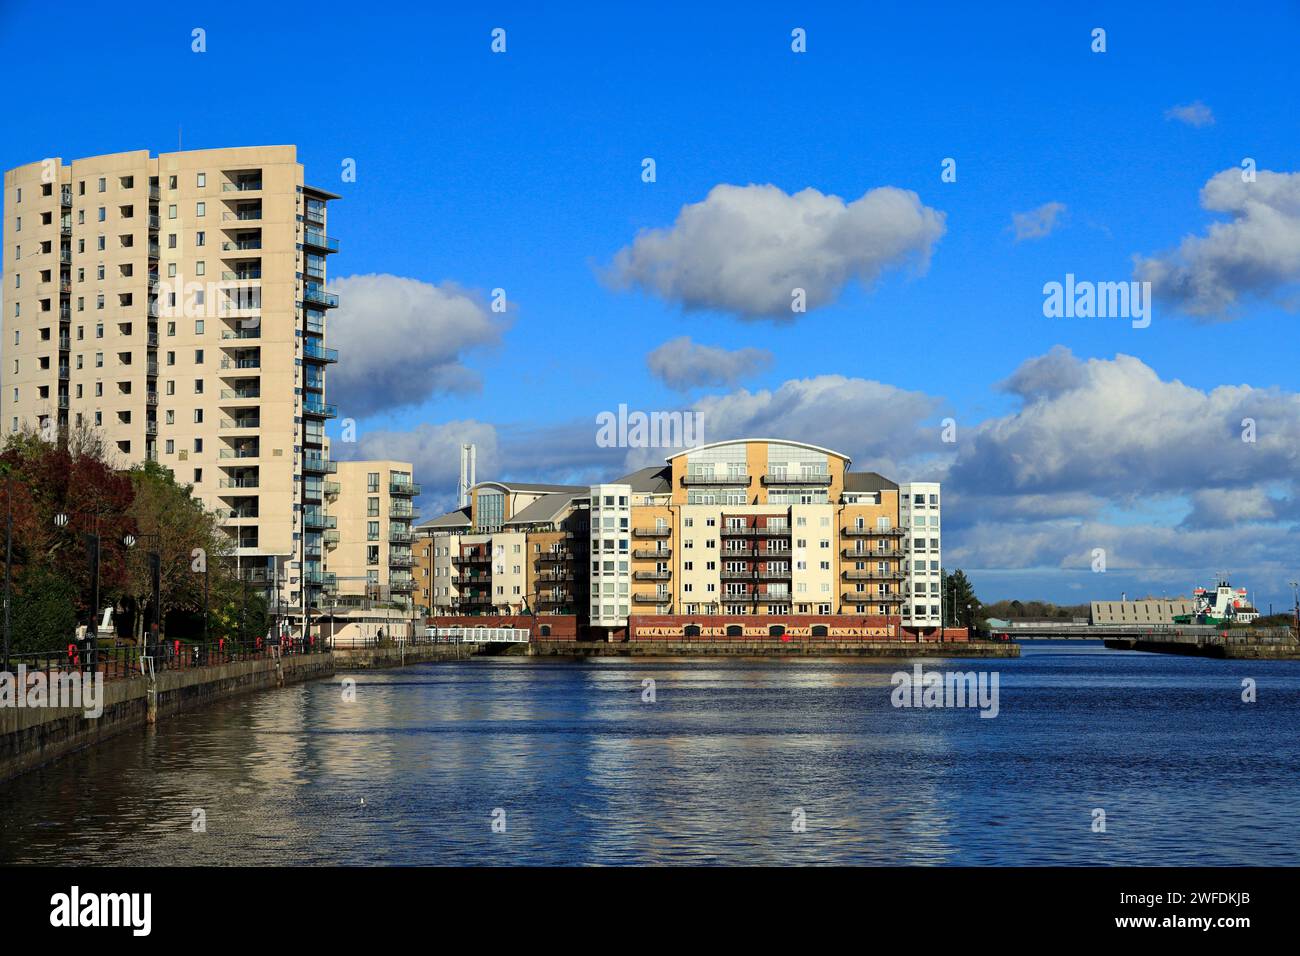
left=2, top=146, right=340, bottom=611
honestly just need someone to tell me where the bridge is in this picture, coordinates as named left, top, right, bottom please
left=989, top=621, right=1224, bottom=641
left=426, top=626, right=530, bottom=645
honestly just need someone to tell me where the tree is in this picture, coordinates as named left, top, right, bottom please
left=942, top=568, right=983, bottom=629
left=123, top=460, right=240, bottom=641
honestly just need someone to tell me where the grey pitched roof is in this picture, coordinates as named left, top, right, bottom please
left=505, top=491, right=584, bottom=526
left=416, top=507, right=472, bottom=530
left=616, top=466, right=672, bottom=494
left=843, top=471, right=899, bottom=492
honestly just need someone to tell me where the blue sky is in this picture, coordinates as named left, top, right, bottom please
left=3, top=0, right=1298, bottom=608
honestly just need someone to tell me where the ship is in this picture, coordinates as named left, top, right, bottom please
left=1173, top=577, right=1260, bottom=626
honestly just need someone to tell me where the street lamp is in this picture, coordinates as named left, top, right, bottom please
left=122, top=532, right=163, bottom=641
left=54, top=510, right=101, bottom=633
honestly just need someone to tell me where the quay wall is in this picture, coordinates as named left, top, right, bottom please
left=528, top=640, right=1018, bottom=659
left=0, top=653, right=333, bottom=784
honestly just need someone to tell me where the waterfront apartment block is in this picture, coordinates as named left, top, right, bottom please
left=331, top=460, right=420, bottom=605
left=417, top=438, right=946, bottom=639
left=2, top=146, right=340, bottom=610
left=415, top=482, right=590, bottom=617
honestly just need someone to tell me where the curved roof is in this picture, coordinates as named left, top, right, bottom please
left=473, top=480, right=588, bottom=495
left=664, top=438, right=851, bottom=464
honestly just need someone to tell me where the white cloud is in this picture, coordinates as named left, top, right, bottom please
left=1010, top=201, right=1067, bottom=242
left=327, top=274, right=505, bottom=416
left=645, top=336, right=773, bottom=391
left=605, top=183, right=945, bottom=319
left=1133, top=167, right=1300, bottom=317
left=1165, top=100, right=1215, bottom=128
left=949, top=347, right=1300, bottom=499
left=339, top=419, right=501, bottom=515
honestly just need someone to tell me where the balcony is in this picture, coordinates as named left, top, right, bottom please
left=453, top=572, right=491, bottom=584
left=302, top=340, right=338, bottom=363
left=222, top=180, right=263, bottom=192
left=842, top=526, right=905, bottom=537
left=302, top=452, right=336, bottom=474
left=842, top=569, right=905, bottom=581
left=303, top=398, right=337, bottom=418
left=720, top=524, right=791, bottom=537
left=220, top=357, right=261, bottom=370
left=390, top=574, right=416, bottom=591
left=145, top=421, right=158, bottom=436
left=222, top=210, right=263, bottom=222
left=390, top=503, right=414, bottom=519
left=389, top=528, right=412, bottom=544
left=537, top=570, right=573, bottom=582
left=57, top=366, right=70, bottom=380
left=60, top=186, right=72, bottom=207
left=763, top=473, right=832, bottom=486
left=323, top=530, right=340, bottom=546
left=221, top=270, right=261, bottom=281
left=633, top=570, right=671, bottom=581
left=145, top=360, right=159, bottom=376
left=304, top=570, right=337, bottom=588
left=324, top=480, right=340, bottom=498
left=59, top=224, right=72, bottom=238
left=843, top=547, right=904, bottom=559
left=536, top=550, right=572, bottom=562
left=632, top=526, right=672, bottom=537
left=681, top=473, right=750, bottom=486
left=218, top=447, right=260, bottom=460
left=304, top=512, right=336, bottom=531
left=147, top=215, right=160, bottom=231
left=59, top=248, right=71, bottom=264
left=149, top=185, right=160, bottom=201
left=302, top=229, right=339, bottom=253
left=303, top=288, right=339, bottom=309
left=220, top=387, right=260, bottom=400
left=633, top=593, right=671, bottom=604
left=145, top=391, right=159, bottom=405
left=220, top=417, right=261, bottom=429
left=632, top=548, right=672, bottom=559
left=219, top=477, right=260, bottom=489
left=221, top=239, right=263, bottom=252
left=389, top=554, right=414, bottom=569
left=58, top=335, right=70, bottom=350
left=389, top=479, right=420, bottom=496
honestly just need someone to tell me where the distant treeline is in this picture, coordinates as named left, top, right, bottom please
left=983, top=599, right=1091, bottom=621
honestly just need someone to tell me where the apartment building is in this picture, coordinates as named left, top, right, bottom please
left=331, top=460, right=419, bottom=605
left=2, top=146, right=340, bottom=610
left=421, top=438, right=945, bottom=639
left=415, top=482, right=589, bottom=617
left=900, top=481, right=942, bottom=627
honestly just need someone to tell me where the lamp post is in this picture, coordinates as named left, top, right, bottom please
left=3, top=472, right=12, bottom=673
left=122, top=532, right=162, bottom=641
left=54, top=510, right=101, bottom=633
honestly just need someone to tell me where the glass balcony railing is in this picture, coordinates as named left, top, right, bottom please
left=302, top=399, right=337, bottom=418
left=302, top=452, right=336, bottom=474
left=302, top=340, right=338, bottom=363
left=302, top=229, right=339, bottom=253
left=303, top=287, right=338, bottom=308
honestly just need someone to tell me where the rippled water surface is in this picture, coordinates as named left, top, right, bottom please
left=2, top=643, right=1298, bottom=865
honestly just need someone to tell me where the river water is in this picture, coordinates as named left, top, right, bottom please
left=1, top=642, right=1297, bottom=865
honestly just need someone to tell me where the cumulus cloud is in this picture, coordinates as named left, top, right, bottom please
left=605, top=183, right=945, bottom=319
left=1133, top=167, right=1300, bottom=317
left=338, top=419, right=501, bottom=516
left=1010, top=201, right=1067, bottom=242
left=1165, top=100, right=1215, bottom=128
left=949, top=348, right=1300, bottom=500
left=327, top=274, right=505, bottom=416
left=645, top=336, right=773, bottom=391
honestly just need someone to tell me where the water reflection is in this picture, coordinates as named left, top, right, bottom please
left=2, top=645, right=1298, bottom=865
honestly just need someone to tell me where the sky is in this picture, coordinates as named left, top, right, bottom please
left=2, top=0, right=1298, bottom=609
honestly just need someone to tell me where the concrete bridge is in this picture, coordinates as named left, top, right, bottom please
left=990, top=621, right=1224, bottom=641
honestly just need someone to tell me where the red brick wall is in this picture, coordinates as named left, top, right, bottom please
left=626, top=615, right=969, bottom=642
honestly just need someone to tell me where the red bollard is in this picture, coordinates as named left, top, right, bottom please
left=67, top=643, right=79, bottom=667
left=173, top=640, right=181, bottom=666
